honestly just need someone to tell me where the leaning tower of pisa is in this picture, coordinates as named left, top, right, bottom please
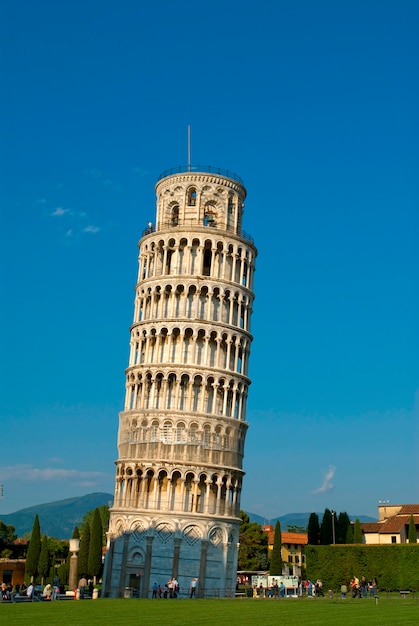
left=102, top=165, right=257, bottom=598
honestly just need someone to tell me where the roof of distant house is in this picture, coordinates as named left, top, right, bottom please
left=262, top=526, right=308, bottom=545
left=362, top=504, right=419, bottom=535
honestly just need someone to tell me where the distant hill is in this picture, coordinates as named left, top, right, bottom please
left=0, top=492, right=114, bottom=539
left=247, top=512, right=377, bottom=529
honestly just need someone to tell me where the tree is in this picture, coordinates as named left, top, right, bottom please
left=336, top=512, right=351, bottom=544
left=0, top=521, right=17, bottom=547
left=48, top=537, right=69, bottom=562
left=307, top=513, right=320, bottom=545
left=1, top=548, right=13, bottom=559
left=353, top=518, right=363, bottom=544
left=57, top=562, right=69, bottom=586
left=238, top=511, right=269, bottom=571
left=82, top=505, right=109, bottom=545
left=25, top=514, right=42, bottom=582
left=320, top=509, right=333, bottom=545
left=78, top=522, right=90, bottom=577
left=270, top=520, right=282, bottom=575
left=88, top=508, right=103, bottom=583
left=408, top=514, right=417, bottom=544
left=72, top=526, right=80, bottom=540
left=38, top=535, right=50, bottom=584
left=345, top=523, right=354, bottom=544
left=0, top=521, right=17, bottom=557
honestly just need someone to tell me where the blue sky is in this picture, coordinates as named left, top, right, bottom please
left=1, top=0, right=418, bottom=521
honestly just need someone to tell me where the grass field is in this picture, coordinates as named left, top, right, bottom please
left=1, top=596, right=418, bottom=626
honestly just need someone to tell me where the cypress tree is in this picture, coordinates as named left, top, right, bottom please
left=72, top=526, right=80, bottom=540
left=25, top=514, right=41, bottom=582
left=270, top=520, right=282, bottom=575
left=38, top=535, right=50, bottom=584
left=353, top=518, right=363, bottom=543
left=408, top=514, right=417, bottom=544
left=78, top=522, right=90, bottom=577
left=337, top=512, right=351, bottom=544
left=307, top=513, right=320, bottom=545
left=88, top=508, right=103, bottom=583
left=345, top=523, right=354, bottom=543
left=320, top=509, right=333, bottom=545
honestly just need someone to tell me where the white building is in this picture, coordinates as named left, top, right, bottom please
left=102, top=165, right=257, bottom=598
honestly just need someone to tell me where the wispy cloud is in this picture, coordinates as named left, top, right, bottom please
left=312, top=465, right=336, bottom=494
left=51, top=207, right=70, bottom=217
left=0, top=464, right=108, bottom=484
left=83, top=225, right=100, bottom=234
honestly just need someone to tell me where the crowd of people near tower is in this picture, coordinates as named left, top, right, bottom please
left=1, top=580, right=61, bottom=601
left=150, top=577, right=198, bottom=599
left=343, top=575, right=378, bottom=599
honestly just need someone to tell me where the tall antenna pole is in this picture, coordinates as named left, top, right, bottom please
left=187, top=125, right=191, bottom=171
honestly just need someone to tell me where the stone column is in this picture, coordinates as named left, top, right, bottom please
left=102, top=534, right=115, bottom=598
left=172, top=537, right=182, bottom=579
left=142, top=535, right=154, bottom=598
left=220, top=541, right=229, bottom=597
left=68, top=538, right=80, bottom=591
left=119, top=532, right=130, bottom=598
left=198, top=540, right=209, bottom=598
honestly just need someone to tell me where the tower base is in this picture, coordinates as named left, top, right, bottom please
left=102, top=511, right=240, bottom=599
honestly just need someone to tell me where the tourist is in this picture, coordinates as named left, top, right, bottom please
left=78, top=576, right=87, bottom=599
left=190, top=577, right=198, bottom=598
left=361, top=575, right=368, bottom=597
left=172, top=577, right=179, bottom=598
left=167, top=578, right=174, bottom=598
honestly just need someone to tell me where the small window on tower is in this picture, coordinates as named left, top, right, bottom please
left=228, top=195, right=234, bottom=214
left=172, top=205, right=179, bottom=225
left=188, top=188, right=197, bottom=206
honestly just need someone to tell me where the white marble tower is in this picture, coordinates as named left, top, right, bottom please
left=103, top=165, right=257, bottom=598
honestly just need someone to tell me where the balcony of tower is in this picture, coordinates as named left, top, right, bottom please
left=142, top=219, right=254, bottom=244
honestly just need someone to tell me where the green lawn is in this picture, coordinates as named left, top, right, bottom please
left=2, top=596, right=418, bottom=626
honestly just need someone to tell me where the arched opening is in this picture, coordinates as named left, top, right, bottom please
left=186, top=285, right=196, bottom=317
left=179, top=374, right=190, bottom=410
left=187, top=187, right=197, bottom=206
left=171, top=204, right=179, bottom=225
left=202, top=246, right=212, bottom=276
left=167, top=373, right=176, bottom=409
left=192, top=375, right=202, bottom=411
left=183, top=328, right=193, bottom=363
left=175, top=421, right=186, bottom=443
left=196, top=329, right=205, bottom=365
left=162, top=420, right=173, bottom=444
left=154, top=373, right=163, bottom=408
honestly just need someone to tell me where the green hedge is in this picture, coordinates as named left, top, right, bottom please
left=305, top=544, right=419, bottom=591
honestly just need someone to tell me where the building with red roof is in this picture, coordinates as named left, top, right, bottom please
left=262, top=525, right=308, bottom=576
